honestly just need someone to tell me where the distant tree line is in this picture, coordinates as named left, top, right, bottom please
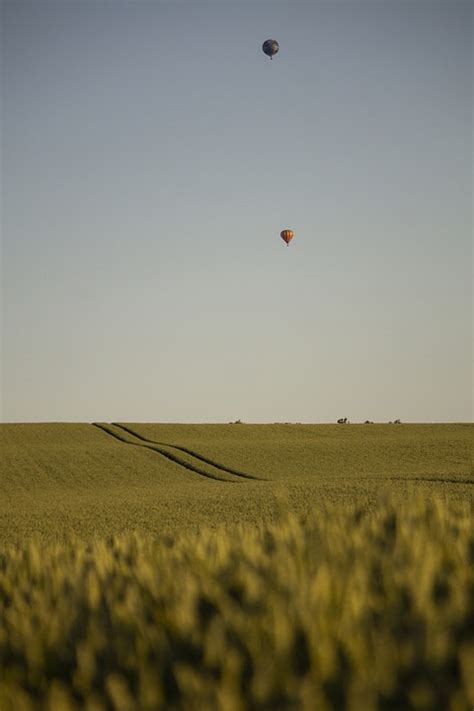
left=338, top=418, right=402, bottom=424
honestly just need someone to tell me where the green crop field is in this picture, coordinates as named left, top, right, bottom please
left=1, top=422, right=472, bottom=544
left=0, top=422, right=473, bottom=709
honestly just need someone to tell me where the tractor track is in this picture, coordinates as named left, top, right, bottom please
left=92, top=423, right=242, bottom=484
left=112, top=423, right=264, bottom=481
left=383, top=475, right=473, bottom=486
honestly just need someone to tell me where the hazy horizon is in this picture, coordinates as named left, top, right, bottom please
left=1, top=1, right=472, bottom=424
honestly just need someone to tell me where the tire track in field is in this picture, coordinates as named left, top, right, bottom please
left=327, top=475, right=473, bottom=486
left=384, top=476, right=474, bottom=486
left=92, top=423, right=240, bottom=483
left=112, top=423, right=266, bottom=482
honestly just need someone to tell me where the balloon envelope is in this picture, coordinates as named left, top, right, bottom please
left=280, top=229, right=294, bottom=245
left=262, top=39, right=279, bottom=59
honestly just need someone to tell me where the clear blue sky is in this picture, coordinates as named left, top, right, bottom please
left=1, top=1, right=472, bottom=423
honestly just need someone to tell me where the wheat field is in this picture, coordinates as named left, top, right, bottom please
left=0, top=422, right=472, bottom=709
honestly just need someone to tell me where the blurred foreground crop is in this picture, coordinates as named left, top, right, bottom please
left=0, top=495, right=473, bottom=710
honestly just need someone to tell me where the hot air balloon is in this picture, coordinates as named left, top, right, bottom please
left=262, top=39, right=279, bottom=60
left=280, top=229, right=294, bottom=246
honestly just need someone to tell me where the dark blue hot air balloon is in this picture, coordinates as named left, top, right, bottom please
left=262, top=39, right=279, bottom=60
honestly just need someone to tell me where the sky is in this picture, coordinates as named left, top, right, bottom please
left=1, top=0, right=472, bottom=423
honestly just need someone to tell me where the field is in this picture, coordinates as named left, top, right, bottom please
left=0, top=422, right=472, bottom=543
left=0, top=423, right=473, bottom=709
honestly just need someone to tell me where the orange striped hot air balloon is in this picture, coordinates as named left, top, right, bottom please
left=280, top=229, right=294, bottom=246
